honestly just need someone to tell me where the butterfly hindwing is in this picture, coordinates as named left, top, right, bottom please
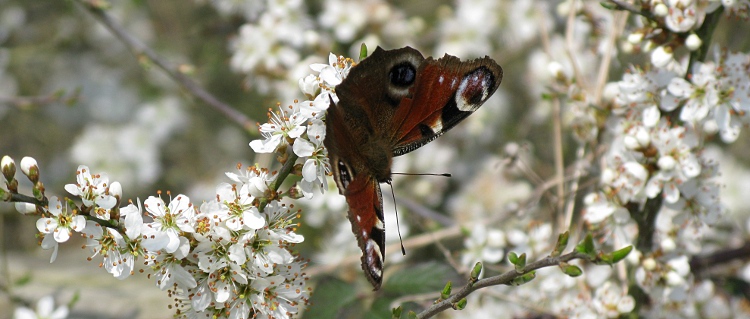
left=344, top=173, right=385, bottom=289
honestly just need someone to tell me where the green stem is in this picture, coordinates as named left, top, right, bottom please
left=686, top=6, right=724, bottom=74
left=259, top=152, right=299, bottom=211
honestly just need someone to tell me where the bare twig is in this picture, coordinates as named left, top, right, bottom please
left=593, top=9, right=628, bottom=104
left=0, top=92, right=78, bottom=109
left=416, top=251, right=589, bottom=319
left=551, top=96, right=566, bottom=229
left=73, top=0, right=256, bottom=131
left=564, top=0, right=587, bottom=89
left=306, top=225, right=464, bottom=277
left=690, top=240, right=750, bottom=276
left=396, top=196, right=454, bottom=227
left=536, top=7, right=567, bottom=228
left=561, top=145, right=586, bottom=231
left=608, top=0, right=655, bottom=21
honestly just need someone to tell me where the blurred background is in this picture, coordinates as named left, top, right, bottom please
left=1, top=0, right=750, bottom=318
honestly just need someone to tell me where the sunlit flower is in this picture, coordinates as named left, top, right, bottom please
left=13, top=295, right=69, bottom=319
left=249, top=102, right=307, bottom=153
left=36, top=196, right=86, bottom=262
left=64, top=165, right=117, bottom=210
left=141, top=194, right=195, bottom=254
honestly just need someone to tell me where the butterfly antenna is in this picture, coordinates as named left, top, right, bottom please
left=387, top=180, right=407, bottom=256
left=391, top=172, right=452, bottom=177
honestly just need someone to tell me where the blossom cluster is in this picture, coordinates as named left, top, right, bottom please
left=221, top=0, right=415, bottom=102
left=249, top=53, right=356, bottom=196
left=582, top=5, right=749, bottom=318
left=5, top=46, right=360, bottom=319
left=5, top=157, right=310, bottom=319
left=625, top=0, right=750, bottom=70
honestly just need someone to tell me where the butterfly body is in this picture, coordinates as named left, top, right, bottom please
left=325, top=46, right=502, bottom=289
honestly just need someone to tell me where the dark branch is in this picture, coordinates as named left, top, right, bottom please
left=73, top=0, right=256, bottom=131
left=607, top=0, right=656, bottom=20
left=417, top=251, right=589, bottom=318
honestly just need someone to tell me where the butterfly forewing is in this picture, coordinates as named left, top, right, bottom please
left=391, top=55, right=503, bottom=156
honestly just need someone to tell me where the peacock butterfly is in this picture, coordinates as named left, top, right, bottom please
left=324, top=46, right=503, bottom=290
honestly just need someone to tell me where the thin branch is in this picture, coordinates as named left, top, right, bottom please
left=690, top=240, right=750, bottom=276
left=564, top=0, right=587, bottom=89
left=9, top=193, right=46, bottom=207
left=686, top=6, right=724, bottom=73
left=561, top=145, right=586, bottom=231
left=306, top=225, right=463, bottom=277
left=0, top=92, right=79, bottom=109
left=73, top=0, right=256, bottom=131
left=416, top=251, right=589, bottom=319
left=259, top=153, right=299, bottom=211
left=608, top=0, right=655, bottom=21
left=593, top=9, right=628, bottom=105
left=630, top=195, right=663, bottom=252
left=396, top=196, right=454, bottom=227
left=537, top=4, right=569, bottom=228
left=552, top=95, right=566, bottom=229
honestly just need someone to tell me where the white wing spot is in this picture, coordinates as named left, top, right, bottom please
left=432, top=119, right=444, bottom=133
left=456, top=73, right=490, bottom=112
left=365, top=239, right=384, bottom=274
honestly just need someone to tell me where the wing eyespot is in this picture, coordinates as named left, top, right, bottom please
left=388, top=62, right=417, bottom=87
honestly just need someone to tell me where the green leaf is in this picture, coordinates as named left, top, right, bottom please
left=13, top=273, right=33, bottom=286
left=303, top=278, right=359, bottom=319
left=600, top=1, right=617, bottom=10
left=596, top=251, right=614, bottom=265
left=551, top=231, right=569, bottom=257
left=359, top=43, right=368, bottom=61
left=560, top=263, right=583, bottom=277
left=68, top=290, right=80, bottom=308
left=455, top=298, right=467, bottom=310
left=392, top=306, right=403, bottom=319
left=384, top=262, right=453, bottom=294
left=612, top=245, right=633, bottom=263
left=575, top=233, right=595, bottom=256
left=514, top=253, right=527, bottom=272
left=441, top=281, right=452, bottom=300
left=508, top=251, right=519, bottom=264
left=470, top=262, right=482, bottom=283
left=365, top=297, right=401, bottom=319
left=508, top=271, right=536, bottom=286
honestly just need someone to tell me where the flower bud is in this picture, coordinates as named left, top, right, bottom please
left=685, top=33, right=702, bottom=51
left=642, top=257, right=657, bottom=271
left=1, top=155, right=15, bottom=182
left=651, top=45, right=674, bottom=68
left=20, top=157, right=39, bottom=182
left=627, top=32, right=644, bottom=44
left=657, top=155, right=677, bottom=171
left=653, top=3, right=669, bottom=16
left=15, top=202, right=36, bottom=214
left=109, top=181, right=122, bottom=199
left=549, top=61, right=568, bottom=82
left=635, top=127, right=651, bottom=147
left=624, top=135, right=641, bottom=150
